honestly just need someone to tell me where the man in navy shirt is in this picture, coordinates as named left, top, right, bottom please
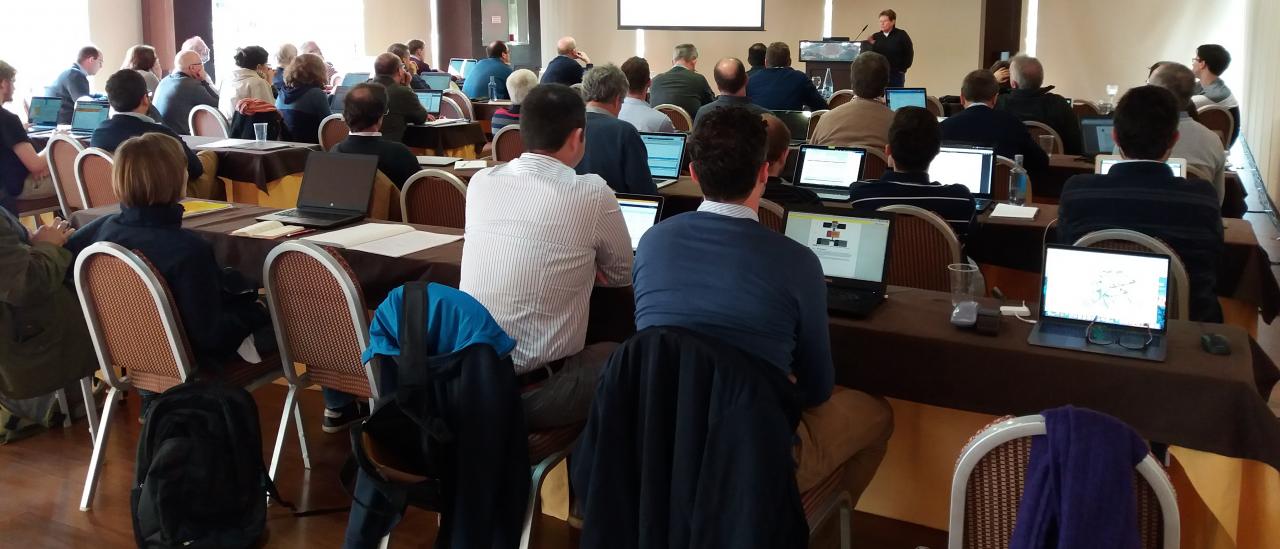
left=92, top=70, right=205, bottom=182
left=633, top=105, right=892, bottom=501
left=462, top=41, right=514, bottom=100
left=941, top=69, right=1049, bottom=183
left=541, top=36, right=593, bottom=86
left=746, top=42, right=827, bottom=111
left=47, top=46, right=105, bottom=124
left=575, top=64, right=654, bottom=195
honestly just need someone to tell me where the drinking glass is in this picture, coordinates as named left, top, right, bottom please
left=1037, top=134, right=1055, bottom=154
left=948, top=263, right=981, bottom=307
left=253, top=123, right=268, bottom=141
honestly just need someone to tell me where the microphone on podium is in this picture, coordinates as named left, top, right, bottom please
left=852, top=24, right=869, bottom=42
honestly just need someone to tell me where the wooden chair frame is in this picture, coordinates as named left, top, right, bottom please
left=654, top=104, right=693, bottom=133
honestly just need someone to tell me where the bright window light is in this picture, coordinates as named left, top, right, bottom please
left=1025, top=0, right=1039, bottom=56
left=0, top=0, right=90, bottom=122
left=212, top=0, right=366, bottom=82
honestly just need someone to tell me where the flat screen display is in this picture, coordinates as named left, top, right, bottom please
left=1041, top=246, right=1170, bottom=330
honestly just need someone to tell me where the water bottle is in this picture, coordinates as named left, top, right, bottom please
left=821, top=68, right=834, bottom=100
left=488, top=76, right=498, bottom=101
left=1009, top=154, right=1028, bottom=206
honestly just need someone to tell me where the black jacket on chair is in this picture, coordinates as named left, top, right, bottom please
left=940, top=104, right=1050, bottom=183
left=571, top=326, right=808, bottom=549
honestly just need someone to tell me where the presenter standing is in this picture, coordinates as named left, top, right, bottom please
left=868, top=9, right=914, bottom=87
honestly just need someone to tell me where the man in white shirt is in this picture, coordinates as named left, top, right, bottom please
left=461, top=83, right=634, bottom=428
left=618, top=56, right=676, bottom=133
left=1148, top=63, right=1228, bottom=204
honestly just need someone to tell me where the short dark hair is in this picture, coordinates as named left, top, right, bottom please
left=761, top=113, right=791, bottom=164
left=1196, top=44, right=1231, bottom=76
left=713, top=58, right=747, bottom=94
left=851, top=52, right=889, bottom=99
left=764, top=42, right=790, bottom=68
left=961, top=69, right=999, bottom=102
left=747, top=43, right=767, bottom=67
left=105, top=69, right=148, bottom=112
left=388, top=43, right=410, bottom=60
left=486, top=41, right=508, bottom=59
left=0, top=61, right=14, bottom=83
left=343, top=83, right=388, bottom=132
left=233, top=46, right=269, bottom=70
left=1114, top=85, right=1179, bottom=161
left=880, top=9, right=897, bottom=20
left=620, top=56, right=650, bottom=94
left=407, top=39, right=426, bottom=55
left=521, top=84, right=586, bottom=152
left=373, top=52, right=403, bottom=77
left=78, top=46, right=101, bottom=62
left=988, top=59, right=1010, bottom=74
left=887, top=107, right=941, bottom=172
left=125, top=45, right=158, bottom=72
left=689, top=106, right=768, bottom=201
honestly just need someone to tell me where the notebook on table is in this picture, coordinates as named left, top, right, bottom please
left=615, top=193, right=664, bottom=251
left=638, top=132, right=686, bottom=188
left=928, top=143, right=996, bottom=211
left=256, top=152, right=379, bottom=228
left=300, top=223, right=463, bottom=257
left=792, top=144, right=865, bottom=200
left=885, top=88, right=928, bottom=111
left=781, top=207, right=894, bottom=318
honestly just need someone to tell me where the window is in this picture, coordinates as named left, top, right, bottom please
left=0, top=0, right=90, bottom=122
left=212, top=0, right=365, bottom=82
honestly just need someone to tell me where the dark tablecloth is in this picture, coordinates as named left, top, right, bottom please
left=402, top=122, right=487, bottom=155
left=180, top=136, right=317, bottom=191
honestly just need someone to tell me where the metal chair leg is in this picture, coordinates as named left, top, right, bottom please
left=839, top=498, right=852, bottom=549
left=80, top=386, right=119, bottom=511
left=378, top=534, right=390, bottom=549
left=521, top=452, right=569, bottom=549
left=292, top=400, right=311, bottom=470
left=55, top=389, right=71, bottom=428
left=79, top=377, right=98, bottom=443
left=269, top=385, right=299, bottom=480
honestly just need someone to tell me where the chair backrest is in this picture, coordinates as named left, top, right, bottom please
left=73, top=242, right=195, bottom=394
left=189, top=104, right=230, bottom=138
left=1023, top=121, right=1063, bottom=155
left=1072, top=100, right=1101, bottom=118
left=926, top=95, right=944, bottom=117
left=863, top=147, right=890, bottom=180
left=263, top=241, right=379, bottom=400
left=492, top=124, right=524, bottom=162
left=947, top=415, right=1179, bottom=549
left=400, top=169, right=468, bottom=228
left=318, top=113, right=350, bottom=152
left=757, top=199, right=785, bottom=233
left=443, top=89, right=474, bottom=120
left=74, top=147, right=117, bottom=209
left=875, top=205, right=962, bottom=292
left=654, top=104, right=693, bottom=133
left=440, top=96, right=465, bottom=120
left=46, top=134, right=86, bottom=214
left=1195, top=104, right=1233, bottom=150
left=1072, top=229, right=1191, bottom=321
left=806, top=110, right=829, bottom=141
left=827, top=89, right=854, bottom=109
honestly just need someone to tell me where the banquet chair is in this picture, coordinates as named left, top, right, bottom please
left=806, top=110, right=829, bottom=141
left=758, top=199, right=785, bottom=233
left=443, top=89, right=475, bottom=120
left=400, top=169, right=468, bottom=228
left=73, top=147, right=117, bottom=209
left=655, top=104, right=693, bottom=132
left=318, top=113, right=350, bottom=152
left=1023, top=121, right=1063, bottom=155
left=440, top=97, right=466, bottom=120
left=875, top=205, right=963, bottom=292
left=862, top=147, right=890, bottom=180
left=492, top=124, right=525, bottom=162
left=827, top=90, right=854, bottom=109
left=1195, top=105, right=1234, bottom=150
left=1072, top=100, right=1102, bottom=118
left=189, top=104, right=231, bottom=138
left=926, top=96, right=944, bottom=117
left=1073, top=229, right=1190, bottom=320
left=46, top=134, right=86, bottom=215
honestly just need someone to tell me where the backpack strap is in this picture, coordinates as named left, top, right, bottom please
left=401, top=282, right=429, bottom=368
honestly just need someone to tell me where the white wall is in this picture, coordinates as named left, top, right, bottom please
left=363, top=0, right=434, bottom=60
left=832, top=0, right=984, bottom=97
left=88, top=0, right=144, bottom=90
left=1243, top=0, right=1280, bottom=201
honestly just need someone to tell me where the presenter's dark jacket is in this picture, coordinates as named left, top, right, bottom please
left=541, top=55, right=591, bottom=86
left=1057, top=161, right=1224, bottom=322
left=91, top=113, right=204, bottom=181
left=648, top=65, right=715, bottom=123
left=996, top=86, right=1084, bottom=155
left=940, top=104, right=1049, bottom=183
left=746, top=67, right=828, bottom=112
left=870, top=28, right=915, bottom=75
left=576, top=108, right=655, bottom=195
left=46, top=64, right=93, bottom=124
left=334, top=134, right=421, bottom=188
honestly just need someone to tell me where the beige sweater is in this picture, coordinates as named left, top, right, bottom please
left=809, top=97, right=894, bottom=151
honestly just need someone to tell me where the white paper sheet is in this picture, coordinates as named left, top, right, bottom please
left=300, top=223, right=415, bottom=248
left=348, top=231, right=463, bottom=257
left=989, top=203, right=1039, bottom=220
left=193, top=138, right=255, bottom=149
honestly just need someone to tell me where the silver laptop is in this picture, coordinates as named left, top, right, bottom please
left=792, top=144, right=866, bottom=200
left=257, top=152, right=379, bottom=228
left=1027, top=245, right=1171, bottom=362
left=415, top=90, right=443, bottom=115
left=929, top=143, right=996, bottom=211
left=616, top=193, right=664, bottom=251
left=885, top=87, right=928, bottom=111
left=69, top=100, right=110, bottom=135
left=27, top=96, right=61, bottom=131
left=782, top=207, right=894, bottom=317
left=639, top=132, right=686, bottom=188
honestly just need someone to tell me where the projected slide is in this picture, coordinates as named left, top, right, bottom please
left=1041, top=247, right=1169, bottom=329
left=619, top=0, right=764, bottom=29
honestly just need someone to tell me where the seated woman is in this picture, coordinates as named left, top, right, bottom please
left=275, top=53, right=331, bottom=144
left=219, top=45, right=276, bottom=119
left=66, top=133, right=272, bottom=383
left=490, top=69, right=538, bottom=133
left=123, top=44, right=161, bottom=92
left=273, top=43, right=297, bottom=96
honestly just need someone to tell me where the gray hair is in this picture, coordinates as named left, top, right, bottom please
left=506, top=69, right=539, bottom=104
left=277, top=43, right=298, bottom=67
left=1148, top=62, right=1196, bottom=106
left=581, top=64, right=628, bottom=104
left=674, top=43, right=698, bottom=62
left=1009, top=55, right=1044, bottom=89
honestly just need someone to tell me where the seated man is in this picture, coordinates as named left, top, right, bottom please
left=618, top=57, right=676, bottom=133
left=745, top=42, right=827, bottom=112
left=541, top=36, right=593, bottom=86
left=333, top=83, right=421, bottom=188
left=941, top=69, right=1049, bottom=183
left=154, top=50, right=219, bottom=135
left=1058, top=85, right=1223, bottom=322
left=760, top=113, right=819, bottom=208
left=0, top=61, right=55, bottom=214
left=848, top=107, right=977, bottom=238
left=694, top=58, right=769, bottom=128
left=648, top=44, right=714, bottom=121
left=462, top=83, right=633, bottom=429
left=46, top=46, right=105, bottom=124
left=810, top=51, right=894, bottom=149
left=462, top=41, right=514, bottom=99
left=1148, top=63, right=1228, bottom=204
left=632, top=106, right=892, bottom=500
left=93, top=70, right=205, bottom=183
left=490, top=69, right=537, bottom=133
left=996, top=55, right=1083, bottom=155
left=746, top=42, right=767, bottom=77
left=1191, top=44, right=1239, bottom=109
left=575, top=64, right=655, bottom=195
left=387, top=43, right=429, bottom=91
left=370, top=53, right=429, bottom=144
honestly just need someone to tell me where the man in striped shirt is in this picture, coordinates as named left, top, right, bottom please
left=461, top=84, right=634, bottom=429
left=847, top=107, right=977, bottom=239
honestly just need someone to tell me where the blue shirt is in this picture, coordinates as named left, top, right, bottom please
left=360, top=283, right=517, bottom=363
left=462, top=58, right=513, bottom=100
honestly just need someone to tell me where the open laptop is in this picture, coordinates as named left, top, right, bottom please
left=638, top=132, right=686, bottom=188
left=1028, top=245, right=1171, bottom=362
left=68, top=99, right=110, bottom=136
left=330, top=86, right=352, bottom=114
left=459, top=59, right=478, bottom=79
left=447, top=58, right=466, bottom=77
left=885, top=87, right=927, bottom=111
left=792, top=144, right=865, bottom=200
left=1094, top=155, right=1187, bottom=178
left=27, top=97, right=61, bottom=131
left=1080, top=116, right=1116, bottom=156
left=256, top=152, right=379, bottom=228
left=929, top=143, right=996, bottom=211
left=616, top=193, right=665, bottom=251
left=340, top=72, right=370, bottom=87
left=782, top=207, right=894, bottom=317
left=771, top=110, right=814, bottom=145
left=415, top=90, right=443, bottom=115
left=421, top=72, right=453, bottom=91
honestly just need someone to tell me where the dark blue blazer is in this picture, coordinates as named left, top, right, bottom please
left=940, top=104, right=1050, bottom=183
left=576, top=111, right=655, bottom=195
left=541, top=55, right=589, bottom=86
left=745, top=67, right=827, bottom=112
left=91, top=114, right=203, bottom=180
left=46, top=64, right=93, bottom=124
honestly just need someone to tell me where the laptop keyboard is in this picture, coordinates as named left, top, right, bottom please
left=275, top=208, right=350, bottom=221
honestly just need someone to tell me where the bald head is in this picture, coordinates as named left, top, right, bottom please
left=1149, top=62, right=1197, bottom=107
left=713, top=58, right=747, bottom=95
left=1009, top=55, right=1044, bottom=90
left=556, top=37, right=577, bottom=55
left=174, top=50, right=203, bottom=77
left=373, top=52, right=403, bottom=77
left=761, top=114, right=791, bottom=176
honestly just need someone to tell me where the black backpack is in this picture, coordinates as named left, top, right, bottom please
left=131, top=380, right=288, bottom=548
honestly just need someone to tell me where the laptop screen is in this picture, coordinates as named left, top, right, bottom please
left=340, top=72, right=369, bottom=87
left=771, top=110, right=812, bottom=142
left=783, top=211, right=892, bottom=282
left=1041, top=245, right=1170, bottom=330
left=616, top=194, right=663, bottom=251
left=929, top=144, right=995, bottom=195
left=298, top=152, right=380, bottom=212
left=71, top=101, right=110, bottom=132
left=460, top=59, right=478, bottom=79
left=1081, top=116, right=1115, bottom=154
left=795, top=145, right=865, bottom=190
left=886, top=88, right=927, bottom=111
left=639, top=132, right=685, bottom=179
left=448, top=58, right=465, bottom=76
left=422, top=73, right=452, bottom=91
left=1096, top=156, right=1186, bottom=177
left=28, top=97, right=61, bottom=126
left=416, top=91, right=443, bottom=115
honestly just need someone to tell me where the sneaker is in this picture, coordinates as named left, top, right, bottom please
left=322, top=402, right=368, bottom=433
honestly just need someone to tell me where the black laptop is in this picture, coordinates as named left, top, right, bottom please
left=792, top=144, right=866, bottom=200
left=771, top=110, right=814, bottom=145
left=1080, top=115, right=1116, bottom=156
left=615, top=193, right=665, bottom=252
left=781, top=207, right=894, bottom=317
left=1027, top=245, right=1171, bottom=362
left=256, top=152, right=379, bottom=228
left=928, top=143, right=997, bottom=211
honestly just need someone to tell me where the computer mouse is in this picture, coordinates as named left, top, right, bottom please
left=1201, top=333, right=1231, bottom=356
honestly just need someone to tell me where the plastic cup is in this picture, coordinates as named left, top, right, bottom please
left=948, top=263, right=981, bottom=306
left=1038, top=134, right=1055, bottom=153
left=253, top=123, right=268, bottom=141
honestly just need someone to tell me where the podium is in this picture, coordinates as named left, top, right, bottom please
left=800, top=40, right=868, bottom=93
